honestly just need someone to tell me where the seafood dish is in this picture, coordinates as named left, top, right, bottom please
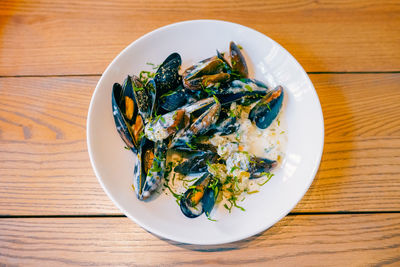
left=111, top=41, right=285, bottom=220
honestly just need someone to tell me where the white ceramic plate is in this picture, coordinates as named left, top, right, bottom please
left=87, top=20, right=324, bottom=245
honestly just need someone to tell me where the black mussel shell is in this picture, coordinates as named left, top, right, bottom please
left=174, top=150, right=218, bottom=175
left=159, top=87, right=188, bottom=112
left=248, top=157, right=278, bottom=179
left=154, top=53, right=182, bottom=95
left=230, top=41, right=248, bottom=78
left=202, top=187, right=218, bottom=218
left=207, top=115, right=238, bottom=136
left=249, top=85, right=284, bottom=129
left=216, top=79, right=268, bottom=105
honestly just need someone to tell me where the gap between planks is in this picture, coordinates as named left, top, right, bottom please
left=1, top=211, right=400, bottom=219
left=1, top=71, right=400, bottom=78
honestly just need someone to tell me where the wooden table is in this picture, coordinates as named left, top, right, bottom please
left=1, top=0, right=399, bottom=265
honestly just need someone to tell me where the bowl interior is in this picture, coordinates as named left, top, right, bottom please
left=87, top=20, right=324, bottom=245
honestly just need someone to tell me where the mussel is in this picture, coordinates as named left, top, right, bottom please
left=180, top=173, right=218, bottom=218
left=174, top=150, right=219, bottom=175
left=182, top=56, right=226, bottom=90
left=154, top=53, right=182, bottom=96
left=158, top=86, right=188, bottom=113
left=170, top=100, right=221, bottom=148
left=216, top=79, right=269, bottom=105
left=230, top=41, right=248, bottom=78
left=249, top=85, right=284, bottom=129
left=144, top=97, right=216, bottom=143
left=112, top=74, right=167, bottom=200
left=248, top=157, right=278, bottom=179
left=138, top=139, right=167, bottom=199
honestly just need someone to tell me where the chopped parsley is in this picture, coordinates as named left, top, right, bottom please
left=212, top=95, right=220, bottom=104
left=185, top=142, right=197, bottom=150
left=244, top=85, right=253, bottom=92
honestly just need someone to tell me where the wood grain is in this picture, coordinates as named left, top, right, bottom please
left=0, top=74, right=399, bottom=215
left=0, top=0, right=399, bottom=75
left=0, top=214, right=399, bottom=266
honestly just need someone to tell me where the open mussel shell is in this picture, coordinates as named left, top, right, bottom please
left=249, top=85, right=284, bottom=129
left=216, top=79, right=269, bottom=105
left=230, top=41, right=248, bottom=78
left=248, top=157, right=278, bottom=179
left=182, top=56, right=225, bottom=90
left=170, top=101, right=221, bottom=148
left=174, top=150, right=218, bottom=175
left=140, top=140, right=167, bottom=200
left=111, top=82, right=145, bottom=152
left=133, top=138, right=167, bottom=200
left=180, top=173, right=216, bottom=218
left=145, top=109, right=190, bottom=142
left=154, top=53, right=182, bottom=95
left=184, top=73, right=230, bottom=91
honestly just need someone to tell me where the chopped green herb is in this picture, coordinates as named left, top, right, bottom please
left=185, top=142, right=197, bottom=150
left=164, top=183, right=182, bottom=201
left=228, top=109, right=236, bottom=118
left=138, top=131, right=145, bottom=141
left=207, top=216, right=217, bottom=222
left=146, top=62, right=160, bottom=69
left=133, top=86, right=144, bottom=92
left=277, top=118, right=280, bottom=126
left=230, top=166, right=240, bottom=173
left=224, top=203, right=232, bottom=213
left=247, top=190, right=259, bottom=194
left=212, top=95, right=220, bottom=104
left=280, top=131, right=285, bottom=134
left=124, top=146, right=130, bottom=150
left=258, top=173, right=274, bottom=186
left=160, top=116, right=166, bottom=123
left=244, top=85, right=253, bottom=92
left=237, top=44, right=243, bottom=50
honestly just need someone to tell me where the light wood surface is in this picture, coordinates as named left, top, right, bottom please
left=0, top=0, right=399, bottom=265
left=0, top=215, right=399, bottom=266
left=0, top=0, right=399, bottom=75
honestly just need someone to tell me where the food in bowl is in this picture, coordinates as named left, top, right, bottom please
left=111, top=41, right=285, bottom=219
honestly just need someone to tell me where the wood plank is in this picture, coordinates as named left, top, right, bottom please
left=0, top=0, right=399, bottom=75
left=0, top=74, right=399, bottom=215
left=0, top=215, right=399, bottom=266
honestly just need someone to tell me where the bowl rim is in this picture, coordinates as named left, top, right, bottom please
left=87, top=19, right=325, bottom=245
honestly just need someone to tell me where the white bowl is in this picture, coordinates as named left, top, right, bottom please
left=87, top=20, right=324, bottom=245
